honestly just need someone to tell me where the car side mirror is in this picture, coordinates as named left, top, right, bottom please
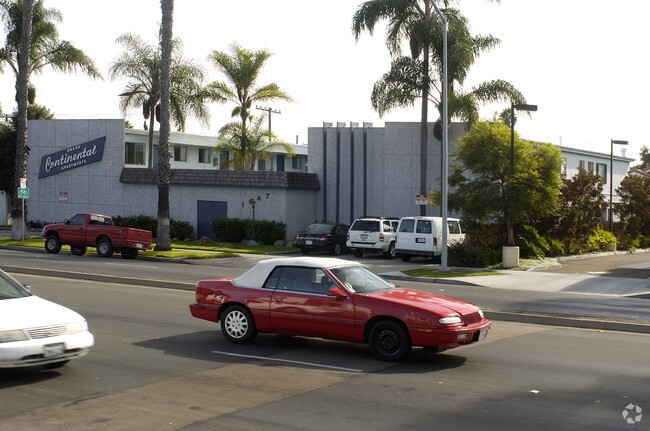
left=22, top=283, right=32, bottom=293
left=327, top=287, right=347, bottom=298
left=64, top=219, right=70, bottom=225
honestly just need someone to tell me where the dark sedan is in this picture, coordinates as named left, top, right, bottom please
left=294, top=223, right=349, bottom=255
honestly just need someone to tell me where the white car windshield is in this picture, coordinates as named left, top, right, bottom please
left=0, top=271, right=31, bottom=299
left=330, top=266, right=394, bottom=293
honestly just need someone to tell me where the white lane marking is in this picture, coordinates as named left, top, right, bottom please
left=211, top=350, right=363, bottom=373
left=105, top=262, right=159, bottom=269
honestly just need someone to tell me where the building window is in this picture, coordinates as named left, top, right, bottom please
left=596, top=163, right=607, bottom=182
left=292, top=156, right=304, bottom=170
left=220, top=151, right=229, bottom=169
left=173, top=146, right=187, bottom=162
left=587, top=161, right=594, bottom=173
left=560, top=158, right=567, bottom=177
left=199, top=148, right=212, bottom=164
left=258, top=158, right=266, bottom=171
left=125, top=142, right=145, bottom=165
left=578, top=160, right=585, bottom=170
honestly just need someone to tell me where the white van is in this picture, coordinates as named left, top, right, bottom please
left=395, top=216, right=465, bottom=262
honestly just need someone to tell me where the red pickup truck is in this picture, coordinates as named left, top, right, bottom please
left=41, top=213, right=153, bottom=259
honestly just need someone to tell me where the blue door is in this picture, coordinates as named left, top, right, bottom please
left=197, top=201, right=227, bottom=240
left=276, top=154, right=285, bottom=172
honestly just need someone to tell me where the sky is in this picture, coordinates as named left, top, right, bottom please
left=0, top=0, right=647, bottom=163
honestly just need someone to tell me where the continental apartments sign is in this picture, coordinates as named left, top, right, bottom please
left=38, top=137, right=105, bottom=179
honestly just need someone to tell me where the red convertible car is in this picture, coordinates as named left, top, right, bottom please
left=189, top=257, right=491, bottom=361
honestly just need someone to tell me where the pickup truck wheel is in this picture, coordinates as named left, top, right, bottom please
left=121, top=248, right=138, bottom=260
left=401, top=254, right=412, bottom=262
left=96, top=238, right=114, bottom=258
left=369, top=320, right=411, bottom=362
left=44, top=235, right=61, bottom=254
left=221, top=305, right=257, bottom=344
left=70, top=245, right=87, bottom=256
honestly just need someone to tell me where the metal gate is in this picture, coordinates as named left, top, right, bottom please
left=197, top=200, right=227, bottom=240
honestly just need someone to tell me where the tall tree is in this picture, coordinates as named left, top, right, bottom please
left=109, top=31, right=208, bottom=168
left=9, top=0, right=32, bottom=241
left=155, top=0, right=173, bottom=251
left=207, top=42, right=292, bottom=168
left=216, top=114, right=294, bottom=170
left=615, top=175, right=650, bottom=237
left=353, top=1, right=521, bottom=216
left=553, top=168, right=608, bottom=253
left=0, top=0, right=102, bottom=101
left=432, top=120, right=562, bottom=242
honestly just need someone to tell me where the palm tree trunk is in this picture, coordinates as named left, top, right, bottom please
left=11, top=0, right=34, bottom=241
left=148, top=107, right=155, bottom=168
left=155, top=0, right=174, bottom=251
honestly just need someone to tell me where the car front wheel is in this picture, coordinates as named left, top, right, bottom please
left=369, top=320, right=411, bottom=362
left=221, top=305, right=257, bottom=344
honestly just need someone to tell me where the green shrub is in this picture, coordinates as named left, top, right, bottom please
left=518, top=225, right=550, bottom=259
left=210, top=218, right=286, bottom=244
left=547, top=238, right=565, bottom=257
left=587, top=228, right=616, bottom=251
left=448, top=243, right=502, bottom=268
left=617, top=233, right=640, bottom=251
left=113, top=214, right=195, bottom=240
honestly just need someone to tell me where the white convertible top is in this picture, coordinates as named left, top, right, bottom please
left=232, top=257, right=359, bottom=288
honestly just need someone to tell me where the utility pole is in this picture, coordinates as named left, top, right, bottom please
left=255, top=105, right=281, bottom=139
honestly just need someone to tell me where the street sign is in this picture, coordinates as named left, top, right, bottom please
left=415, top=194, right=427, bottom=205
left=17, top=187, right=29, bottom=199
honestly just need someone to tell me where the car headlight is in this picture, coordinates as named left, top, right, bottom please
left=0, top=330, right=29, bottom=343
left=66, top=320, right=88, bottom=334
left=439, top=316, right=462, bottom=325
left=478, top=309, right=484, bottom=318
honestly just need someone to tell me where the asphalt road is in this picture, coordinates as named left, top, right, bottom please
left=1, top=274, right=649, bottom=430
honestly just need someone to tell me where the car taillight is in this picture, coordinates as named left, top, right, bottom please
left=319, top=235, right=328, bottom=242
left=295, top=234, right=301, bottom=240
left=433, top=237, right=438, bottom=246
left=379, top=234, right=384, bottom=241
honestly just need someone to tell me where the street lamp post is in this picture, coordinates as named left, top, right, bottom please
left=507, top=102, right=538, bottom=245
left=610, top=139, right=628, bottom=232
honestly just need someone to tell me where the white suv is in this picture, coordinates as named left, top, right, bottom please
left=346, top=217, right=399, bottom=258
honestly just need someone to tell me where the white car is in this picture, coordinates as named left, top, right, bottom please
left=0, top=269, right=94, bottom=368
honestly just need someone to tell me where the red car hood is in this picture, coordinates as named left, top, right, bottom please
left=365, top=287, right=480, bottom=315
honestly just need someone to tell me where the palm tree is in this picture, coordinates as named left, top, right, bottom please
left=155, top=0, right=174, bottom=251
left=207, top=42, right=292, bottom=167
left=0, top=0, right=102, bottom=101
left=353, top=1, right=518, bottom=216
left=9, top=0, right=32, bottom=241
left=216, top=114, right=294, bottom=171
left=109, top=31, right=209, bottom=168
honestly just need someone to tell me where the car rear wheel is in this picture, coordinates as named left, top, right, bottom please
left=369, top=320, right=411, bottom=362
left=221, top=305, right=257, bottom=344
left=383, top=242, right=396, bottom=259
left=44, top=235, right=61, bottom=254
left=332, top=243, right=342, bottom=256
left=96, top=238, right=114, bottom=258
left=70, top=245, right=87, bottom=256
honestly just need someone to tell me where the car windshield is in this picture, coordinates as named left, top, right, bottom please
left=304, top=224, right=332, bottom=234
left=330, top=266, right=395, bottom=293
left=0, top=271, right=31, bottom=299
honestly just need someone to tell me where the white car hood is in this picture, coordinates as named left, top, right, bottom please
left=0, top=296, right=85, bottom=331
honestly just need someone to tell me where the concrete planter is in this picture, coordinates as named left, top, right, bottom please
left=606, top=242, right=616, bottom=252
left=502, top=246, right=520, bottom=268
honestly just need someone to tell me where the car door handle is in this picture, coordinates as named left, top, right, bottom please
left=273, top=298, right=283, bottom=304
